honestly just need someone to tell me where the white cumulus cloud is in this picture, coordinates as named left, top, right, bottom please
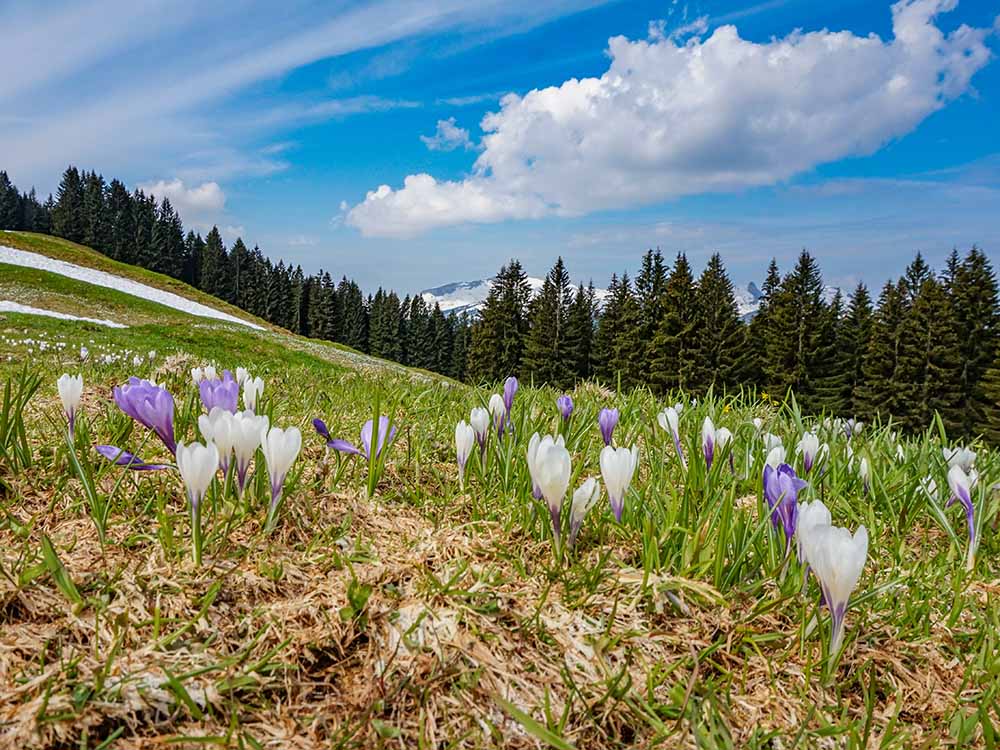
left=348, top=0, right=995, bottom=238
left=138, top=178, right=226, bottom=224
left=420, top=117, right=474, bottom=151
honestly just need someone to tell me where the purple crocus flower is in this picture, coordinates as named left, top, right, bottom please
left=503, top=376, right=518, bottom=417
left=556, top=394, right=574, bottom=421
left=317, top=416, right=398, bottom=461
left=946, top=464, right=976, bottom=568
left=763, top=463, right=808, bottom=554
left=598, top=408, right=619, bottom=447
left=199, top=370, right=239, bottom=413
left=96, top=445, right=170, bottom=471
left=112, top=377, right=177, bottom=456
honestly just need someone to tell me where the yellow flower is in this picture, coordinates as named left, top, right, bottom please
left=760, top=391, right=769, bottom=401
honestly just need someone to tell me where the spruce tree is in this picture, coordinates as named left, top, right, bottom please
left=839, top=284, right=874, bottom=417
left=0, top=171, right=18, bottom=229
left=563, top=281, right=596, bottom=381
left=857, top=280, right=908, bottom=422
left=107, top=180, right=135, bottom=263
left=745, top=258, right=782, bottom=388
left=592, top=274, right=622, bottom=384
left=693, top=253, right=746, bottom=394
left=896, top=276, right=963, bottom=433
left=51, top=166, right=86, bottom=243
left=635, top=249, right=668, bottom=386
left=651, top=254, right=699, bottom=395
left=522, top=257, right=573, bottom=387
left=82, top=171, right=109, bottom=252
left=467, top=261, right=531, bottom=383
left=948, top=248, right=1000, bottom=437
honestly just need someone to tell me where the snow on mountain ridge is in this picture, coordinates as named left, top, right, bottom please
left=420, top=277, right=839, bottom=321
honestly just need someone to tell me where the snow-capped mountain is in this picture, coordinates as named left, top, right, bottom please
left=420, top=277, right=610, bottom=317
left=420, top=277, right=838, bottom=321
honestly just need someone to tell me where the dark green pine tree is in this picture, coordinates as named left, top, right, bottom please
left=429, top=304, right=455, bottom=376
left=151, top=198, right=185, bottom=278
left=592, top=274, right=622, bottom=384
left=0, top=171, right=18, bottom=229
left=809, top=291, right=847, bottom=415
left=763, top=251, right=826, bottom=408
left=82, top=171, right=109, bottom=252
left=979, top=353, right=1000, bottom=444
left=838, top=283, right=874, bottom=417
left=106, top=179, right=135, bottom=263
left=896, top=276, right=963, bottom=433
left=405, top=294, right=432, bottom=368
left=182, top=232, right=204, bottom=288
left=199, top=227, right=227, bottom=299
left=337, top=277, right=369, bottom=352
left=745, top=258, right=782, bottom=388
left=131, top=190, right=157, bottom=269
left=902, top=252, right=932, bottom=304
left=451, top=313, right=471, bottom=382
left=289, top=266, right=307, bottom=335
left=857, top=280, right=908, bottom=422
left=563, top=281, right=596, bottom=381
left=692, top=253, right=747, bottom=394
left=522, top=256, right=574, bottom=388
left=948, top=248, right=1000, bottom=437
left=651, top=254, right=700, bottom=395
left=467, top=261, right=531, bottom=384
left=51, top=166, right=86, bottom=243
left=635, top=249, right=668, bottom=386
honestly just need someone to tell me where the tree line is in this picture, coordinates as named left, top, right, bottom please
left=3, top=166, right=999, bottom=441
left=0, top=167, right=471, bottom=380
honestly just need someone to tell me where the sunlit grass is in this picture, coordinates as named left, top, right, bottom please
left=0, top=309, right=997, bottom=748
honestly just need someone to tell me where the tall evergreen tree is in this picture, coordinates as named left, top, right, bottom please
left=838, top=284, right=874, bottom=417
left=467, top=261, right=531, bottom=383
left=51, top=166, right=86, bottom=243
left=692, top=253, right=746, bottom=394
left=651, top=254, right=700, bottom=395
left=522, top=256, right=574, bottom=387
left=635, top=249, right=668, bottom=385
left=563, top=281, right=596, bottom=382
left=857, top=280, right=908, bottom=422
left=0, top=171, right=18, bottom=229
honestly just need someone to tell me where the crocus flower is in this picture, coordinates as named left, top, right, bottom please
left=796, top=432, right=827, bottom=475
left=765, top=445, right=786, bottom=469
left=795, top=499, right=831, bottom=568
left=191, top=365, right=217, bottom=385
left=701, top=417, right=718, bottom=470
left=600, top=444, right=639, bottom=522
left=527, top=433, right=565, bottom=500
left=113, top=377, right=176, bottom=455
left=242, top=376, right=264, bottom=413
left=488, top=393, right=506, bottom=437
left=556, top=394, right=574, bottom=421
left=323, top=416, right=398, bottom=462
left=261, top=425, right=302, bottom=529
left=716, top=427, right=734, bottom=472
left=657, top=407, right=685, bottom=469
left=763, top=432, right=783, bottom=454
left=455, top=420, right=475, bottom=490
left=763, top=463, right=807, bottom=554
left=858, top=456, right=871, bottom=492
left=598, top=408, right=619, bottom=446
left=199, top=370, right=239, bottom=414
left=843, top=419, right=863, bottom=439
left=469, top=407, right=489, bottom=452
left=943, top=447, right=976, bottom=474
left=312, top=418, right=331, bottom=441
left=947, top=464, right=976, bottom=569
left=752, top=417, right=763, bottom=432
left=801, top=522, right=868, bottom=654
left=919, top=475, right=938, bottom=501
left=95, top=445, right=169, bottom=471
left=176, top=439, right=219, bottom=565
left=534, top=434, right=571, bottom=546
left=503, top=376, right=518, bottom=414
left=57, top=373, right=83, bottom=438
left=199, top=407, right=236, bottom=475
left=568, top=477, right=601, bottom=548
left=231, top=411, right=268, bottom=495
left=235, top=367, right=249, bottom=385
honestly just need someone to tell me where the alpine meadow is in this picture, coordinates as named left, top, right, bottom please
left=2, top=0, right=1000, bottom=748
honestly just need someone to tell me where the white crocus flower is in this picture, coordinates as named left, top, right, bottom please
left=534, top=435, right=572, bottom=547
left=600, top=444, right=639, bottom=523
left=802, top=522, right=869, bottom=654
left=858, top=456, right=871, bottom=491
left=796, top=432, right=823, bottom=475
left=469, top=407, right=489, bottom=451
left=176, top=439, right=220, bottom=565
left=943, top=446, right=976, bottom=474
left=455, top=420, right=475, bottom=490
left=488, top=393, right=506, bottom=435
left=795, top=499, right=832, bottom=567
left=765, top=445, right=786, bottom=469
left=235, top=367, right=249, bottom=385
left=242, top=376, right=264, bottom=413
left=763, top=432, right=783, bottom=454
left=657, top=406, right=685, bottom=469
left=199, top=407, right=236, bottom=474
left=57, top=373, right=83, bottom=437
left=261, top=426, right=302, bottom=530
left=568, top=477, right=601, bottom=548
left=230, top=411, right=268, bottom=495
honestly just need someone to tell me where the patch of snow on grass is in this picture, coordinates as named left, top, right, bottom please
left=0, top=245, right=263, bottom=330
left=0, top=300, right=128, bottom=328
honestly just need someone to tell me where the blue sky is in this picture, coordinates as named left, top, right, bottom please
left=1, top=0, right=998, bottom=293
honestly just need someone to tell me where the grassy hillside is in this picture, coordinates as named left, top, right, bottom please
left=0, top=233, right=998, bottom=748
